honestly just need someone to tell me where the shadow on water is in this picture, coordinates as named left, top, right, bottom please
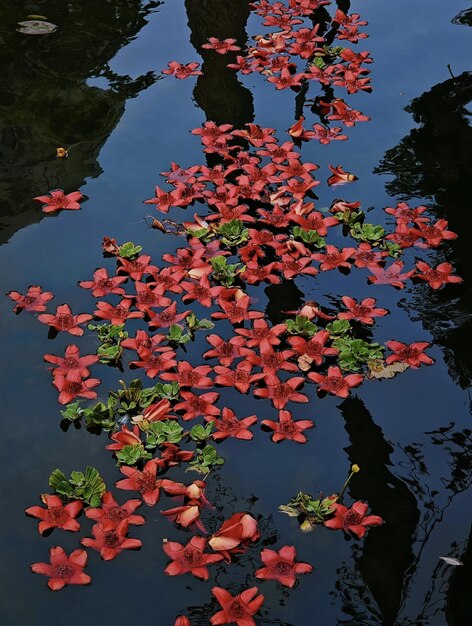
left=336, top=397, right=419, bottom=626
left=0, top=0, right=162, bottom=244
left=374, top=70, right=472, bottom=390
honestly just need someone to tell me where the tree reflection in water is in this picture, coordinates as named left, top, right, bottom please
left=0, top=0, right=162, bottom=244
left=375, top=71, right=472, bottom=390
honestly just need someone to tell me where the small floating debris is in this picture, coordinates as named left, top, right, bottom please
left=18, top=19, right=57, bottom=35
left=438, top=556, right=464, bottom=566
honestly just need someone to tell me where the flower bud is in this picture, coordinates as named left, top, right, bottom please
left=174, top=617, right=190, bottom=626
left=351, top=464, right=360, bottom=473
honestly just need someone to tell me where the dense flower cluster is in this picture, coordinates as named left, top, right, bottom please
left=8, top=1, right=462, bottom=623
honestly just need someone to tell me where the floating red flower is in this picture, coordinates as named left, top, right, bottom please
left=163, top=536, right=224, bottom=580
left=85, top=492, right=145, bottom=531
left=208, top=407, right=258, bottom=441
left=52, top=370, right=101, bottom=405
left=327, top=164, right=358, bottom=186
left=414, top=261, right=463, bottom=290
left=38, top=303, right=92, bottom=335
left=78, top=267, right=127, bottom=297
left=203, top=334, right=247, bottom=366
left=174, top=391, right=221, bottom=421
left=308, top=366, right=362, bottom=397
left=209, top=512, right=260, bottom=554
left=94, top=299, right=144, bottom=325
left=34, top=189, right=83, bottom=213
left=31, top=546, right=90, bottom=590
left=254, top=375, right=309, bottom=409
left=81, top=519, right=142, bottom=560
left=255, top=545, right=313, bottom=587
left=288, top=330, right=338, bottom=366
left=385, top=340, right=434, bottom=368
left=115, top=459, right=162, bottom=506
left=324, top=501, right=383, bottom=538
left=338, top=296, right=388, bottom=325
left=261, top=409, right=314, bottom=443
left=25, top=495, right=82, bottom=534
left=7, top=285, right=54, bottom=313
left=148, top=301, right=190, bottom=329
left=161, top=361, right=213, bottom=388
left=106, top=425, right=142, bottom=451
left=174, top=617, right=191, bottom=626
left=210, top=586, right=265, bottom=626
left=44, top=344, right=98, bottom=378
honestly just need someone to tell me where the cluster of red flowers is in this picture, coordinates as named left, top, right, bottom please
left=8, top=1, right=462, bottom=623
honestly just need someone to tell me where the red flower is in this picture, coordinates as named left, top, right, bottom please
left=163, top=536, right=224, bottom=580
left=78, top=267, right=127, bottom=297
left=324, top=501, right=383, bottom=538
left=44, top=344, right=98, bottom=378
left=367, top=260, right=414, bottom=289
left=235, top=319, right=287, bottom=352
left=232, top=123, right=277, bottom=147
left=148, top=301, right=190, bottom=329
left=140, top=398, right=174, bottom=423
left=288, top=330, right=338, bottom=366
left=208, top=407, right=257, bottom=441
left=94, top=299, right=144, bottom=325
left=338, top=296, right=388, bottom=325
left=202, top=37, right=241, bottom=54
left=308, top=366, right=362, bottom=398
left=128, top=281, right=172, bottom=312
left=38, top=303, right=92, bottom=335
left=311, top=124, right=348, bottom=144
left=129, top=345, right=177, bottom=379
left=414, top=261, right=463, bottom=290
left=174, top=391, right=221, bottom=421
left=7, top=285, right=54, bottom=313
left=351, top=242, right=387, bottom=268
left=210, top=586, right=264, bottom=626
left=209, top=512, right=259, bottom=554
left=255, top=545, right=313, bottom=587
left=314, top=245, right=356, bottom=271
left=156, top=443, right=194, bottom=468
left=411, top=219, right=458, bottom=248
left=106, top=425, right=142, bottom=451
left=25, top=495, right=82, bottom=534
left=34, top=189, right=83, bottom=213
left=288, top=116, right=316, bottom=142
left=162, top=61, right=203, bottom=78
left=214, top=362, right=264, bottom=394
left=115, top=459, right=162, bottom=506
left=203, top=334, right=247, bottom=366
left=385, top=340, right=434, bottom=368
left=253, top=375, right=309, bottom=409
left=327, top=164, right=358, bottom=186
left=81, top=519, right=142, bottom=560
left=85, top=492, right=145, bottom=531
left=160, top=504, right=205, bottom=531
left=161, top=361, right=213, bottom=388
left=31, top=546, right=90, bottom=591
left=261, top=409, right=314, bottom=443
left=116, top=255, right=156, bottom=281
left=52, top=370, right=101, bottom=405
left=174, top=618, right=190, bottom=626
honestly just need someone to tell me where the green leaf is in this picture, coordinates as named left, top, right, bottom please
left=187, top=445, right=224, bottom=474
left=326, top=319, right=351, bottom=336
left=145, top=420, right=183, bottom=448
left=115, top=444, right=152, bottom=465
left=60, top=402, right=84, bottom=422
left=350, top=223, right=385, bottom=243
left=285, top=315, right=317, bottom=338
left=292, top=227, right=326, bottom=247
left=118, top=241, right=143, bottom=259
left=190, top=422, right=214, bottom=442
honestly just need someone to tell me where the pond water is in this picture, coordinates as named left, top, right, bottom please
left=0, top=1, right=471, bottom=625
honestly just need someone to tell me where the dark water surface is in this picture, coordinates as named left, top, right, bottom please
left=0, top=1, right=471, bottom=625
